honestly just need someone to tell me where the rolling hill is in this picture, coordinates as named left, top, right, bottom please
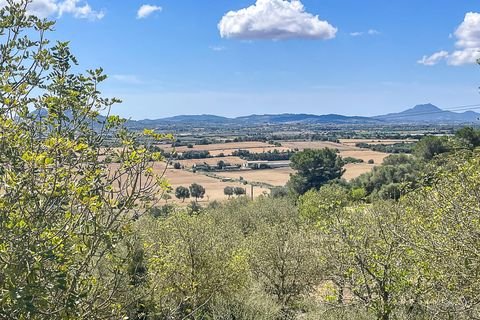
left=129, top=103, right=480, bottom=126
left=374, top=103, right=480, bottom=123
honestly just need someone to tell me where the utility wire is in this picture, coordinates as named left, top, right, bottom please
left=376, top=103, right=480, bottom=120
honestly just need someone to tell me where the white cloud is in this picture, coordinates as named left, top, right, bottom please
left=112, top=74, right=143, bottom=84
left=350, top=31, right=363, bottom=37
left=419, top=12, right=480, bottom=66
left=350, top=29, right=380, bottom=37
left=218, top=0, right=337, bottom=40
left=209, top=45, right=226, bottom=51
left=0, top=0, right=103, bottom=19
left=417, top=50, right=449, bottom=66
left=58, top=0, right=103, bottom=20
left=137, top=4, right=162, bottom=19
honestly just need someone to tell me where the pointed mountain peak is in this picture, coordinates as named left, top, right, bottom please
left=409, top=103, right=441, bottom=113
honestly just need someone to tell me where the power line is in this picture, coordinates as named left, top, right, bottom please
left=377, top=103, right=480, bottom=120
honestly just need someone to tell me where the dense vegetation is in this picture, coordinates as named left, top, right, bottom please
left=232, top=149, right=296, bottom=161
left=355, top=142, right=416, bottom=154
left=2, top=2, right=480, bottom=319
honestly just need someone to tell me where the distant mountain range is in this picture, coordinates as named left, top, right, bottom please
left=155, top=113, right=378, bottom=125
left=373, top=104, right=480, bottom=123
left=131, top=103, right=480, bottom=126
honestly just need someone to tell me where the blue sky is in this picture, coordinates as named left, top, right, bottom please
left=22, top=0, right=480, bottom=119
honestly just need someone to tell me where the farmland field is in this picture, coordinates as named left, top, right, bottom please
left=155, top=163, right=270, bottom=204
left=216, top=167, right=295, bottom=187
left=339, top=150, right=388, bottom=164
left=177, top=156, right=246, bottom=168
left=339, top=139, right=417, bottom=146
left=162, top=141, right=277, bottom=153
left=279, top=140, right=352, bottom=151
left=148, top=139, right=400, bottom=204
left=343, top=163, right=376, bottom=180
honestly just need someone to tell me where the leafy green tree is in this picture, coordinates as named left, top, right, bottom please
left=175, top=186, right=190, bottom=202
left=139, top=212, right=249, bottom=318
left=224, top=186, right=234, bottom=199
left=162, top=193, right=172, bottom=203
left=217, top=160, right=226, bottom=169
left=455, top=126, right=480, bottom=149
left=288, top=148, right=344, bottom=195
left=300, top=187, right=418, bottom=320
left=187, top=200, right=203, bottom=214
left=0, top=1, right=169, bottom=318
left=353, top=154, right=422, bottom=200
left=234, top=187, right=246, bottom=196
left=270, top=186, right=289, bottom=198
left=173, top=162, right=182, bottom=169
left=125, top=239, right=151, bottom=320
left=401, top=151, right=480, bottom=317
left=248, top=199, right=322, bottom=316
left=414, top=136, right=450, bottom=161
left=189, top=183, right=206, bottom=201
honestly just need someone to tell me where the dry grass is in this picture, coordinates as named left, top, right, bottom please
left=339, top=150, right=388, bottom=164
left=177, top=156, right=246, bottom=168
left=343, top=163, right=376, bottom=181
left=152, top=163, right=270, bottom=204
left=279, top=140, right=353, bottom=151
left=216, top=167, right=295, bottom=187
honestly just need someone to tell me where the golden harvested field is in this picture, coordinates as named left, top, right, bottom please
left=343, top=163, right=375, bottom=180
left=214, top=162, right=378, bottom=186
left=153, top=163, right=270, bottom=204
left=177, top=156, right=246, bottom=168
left=279, top=140, right=353, bottom=151
left=109, top=139, right=393, bottom=204
left=162, top=141, right=275, bottom=154
left=216, top=167, right=295, bottom=187
left=215, top=162, right=380, bottom=186
left=339, top=139, right=417, bottom=146
left=339, top=150, right=388, bottom=164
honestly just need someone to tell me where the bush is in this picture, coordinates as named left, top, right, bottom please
left=234, top=187, right=247, bottom=196
left=343, top=157, right=364, bottom=164
left=149, top=205, right=175, bottom=218
left=271, top=186, right=289, bottom=198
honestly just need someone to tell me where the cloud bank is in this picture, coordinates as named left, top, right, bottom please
left=419, top=12, right=480, bottom=66
left=218, top=0, right=337, bottom=40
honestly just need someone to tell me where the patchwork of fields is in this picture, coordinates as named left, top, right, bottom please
left=151, top=139, right=412, bottom=204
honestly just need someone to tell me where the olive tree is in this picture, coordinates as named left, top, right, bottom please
left=224, top=186, right=234, bottom=199
left=189, top=183, right=206, bottom=202
left=175, top=186, right=190, bottom=202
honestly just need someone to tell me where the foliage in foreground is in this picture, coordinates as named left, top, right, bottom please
left=120, top=151, right=480, bottom=320
left=0, top=1, right=168, bottom=318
